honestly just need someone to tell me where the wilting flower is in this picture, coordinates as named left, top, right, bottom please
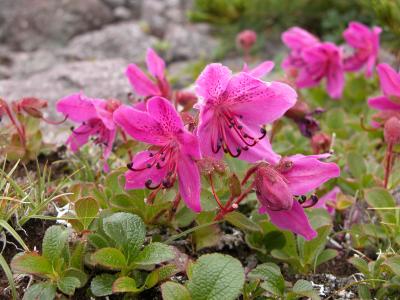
left=311, top=132, right=331, bottom=154
left=57, top=93, right=121, bottom=169
left=255, top=154, right=340, bottom=240
left=126, top=48, right=171, bottom=100
left=297, top=42, right=344, bottom=99
left=368, top=64, right=400, bottom=126
left=195, top=63, right=297, bottom=164
left=343, top=22, right=381, bottom=77
left=114, top=96, right=202, bottom=212
left=282, top=27, right=320, bottom=76
left=12, top=97, right=48, bottom=118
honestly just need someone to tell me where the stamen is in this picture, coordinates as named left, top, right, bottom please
left=301, top=194, right=319, bottom=208
left=145, top=179, right=161, bottom=190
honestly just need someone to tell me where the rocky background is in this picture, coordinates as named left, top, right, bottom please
left=0, top=0, right=218, bottom=105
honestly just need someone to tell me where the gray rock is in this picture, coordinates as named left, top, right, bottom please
left=62, top=22, right=158, bottom=62
left=10, top=50, right=60, bottom=79
left=0, top=59, right=132, bottom=108
left=0, top=0, right=114, bottom=51
left=113, top=6, right=132, bottom=20
left=102, top=0, right=142, bottom=18
left=165, top=24, right=218, bottom=61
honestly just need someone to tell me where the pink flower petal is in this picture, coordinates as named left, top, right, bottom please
left=146, top=97, right=184, bottom=135
left=125, top=64, right=161, bottom=97
left=225, top=73, right=297, bottom=125
left=92, top=100, right=116, bottom=130
left=67, top=124, right=94, bottom=152
left=315, top=186, right=341, bottom=215
left=56, top=93, right=97, bottom=122
left=196, top=63, right=232, bottom=103
left=282, top=27, right=319, bottom=50
left=377, top=63, right=400, bottom=99
left=261, top=201, right=317, bottom=240
left=368, top=96, right=400, bottom=111
left=177, top=154, right=201, bottom=212
left=247, top=61, right=275, bottom=78
left=113, top=105, right=167, bottom=146
left=327, top=61, right=345, bottom=99
left=284, top=154, right=340, bottom=195
left=146, top=48, right=166, bottom=80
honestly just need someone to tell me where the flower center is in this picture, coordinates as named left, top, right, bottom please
left=211, top=109, right=267, bottom=158
left=127, top=144, right=179, bottom=190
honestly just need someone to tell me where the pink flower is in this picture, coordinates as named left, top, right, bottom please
left=195, top=63, right=297, bottom=164
left=282, top=27, right=320, bottom=75
left=313, top=186, right=341, bottom=215
left=57, top=93, right=120, bottom=168
left=368, top=64, right=400, bottom=126
left=297, top=42, right=345, bottom=99
left=236, top=30, right=257, bottom=52
left=113, top=96, right=202, bottom=212
left=343, top=22, right=381, bottom=77
left=125, top=48, right=171, bottom=99
left=242, top=61, right=275, bottom=79
left=256, top=154, right=340, bottom=240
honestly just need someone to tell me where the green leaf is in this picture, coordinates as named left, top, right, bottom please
left=161, top=282, right=191, bottom=300
left=347, top=152, right=366, bottom=179
left=57, top=276, right=80, bottom=296
left=92, top=248, right=127, bottom=270
left=302, top=225, right=332, bottom=265
left=224, top=211, right=262, bottom=232
left=248, top=263, right=284, bottom=296
left=315, top=249, right=337, bottom=267
left=365, top=188, right=396, bottom=223
left=63, top=268, right=88, bottom=288
left=11, top=253, right=52, bottom=275
left=383, top=256, right=400, bottom=276
left=22, top=283, right=56, bottom=300
left=103, top=212, right=145, bottom=262
left=75, top=197, right=99, bottom=229
left=0, top=253, right=17, bottom=300
left=292, top=279, right=320, bottom=300
left=109, top=193, right=133, bottom=210
left=87, top=233, right=110, bottom=249
left=349, top=257, right=369, bottom=274
left=358, top=284, right=372, bottom=300
left=42, top=225, right=69, bottom=264
left=112, top=276, right=140, bottom=293
left=187, top=253, right=245, bottom=300
left=91, top=273, right=117, bottom=297
left=145, top=264, right=178, bottom=289
left=132, top=243, right=174, bottom=266
left=70, top=242, right=85, bottom=270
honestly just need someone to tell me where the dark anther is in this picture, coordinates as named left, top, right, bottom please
left=228, top=124, right=233, bottom=128
left=161, top=157, right=166, bottom=161
left=149, top=152, right=154, bottom=157
left=145, top=179, right=160, bottom=190
left=260, top=127, right=267, bottom=134
left=239, top=115, right=243, bottom=119
left=146, top=163, right=152, bottom=168
left=243, top=133, right=248, bottom=138
left=243, top=146, right=249, bottom=151
left=127, top=162, right=134, bottom=170
left=238, top=125, right=243, bottom=130
left=70, top=126, right=75, bottom=131
left=162, top=179, right=172, bottom=188
left=156, top=163, right=161, bottom=169
left=302, top=194, right=319, bottom=208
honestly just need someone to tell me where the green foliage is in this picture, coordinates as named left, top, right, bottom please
left=88, top=212, right=175, bottom=297
left=11, top=225, right=87, bottom=299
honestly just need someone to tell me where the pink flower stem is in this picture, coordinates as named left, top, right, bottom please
left=3, top=104, right=26, bottom=146
left=384, top=143, right=394, bottom=188
left=209, top=174, right=225, bottom=210
left=214, top=182, right=255, bottom=221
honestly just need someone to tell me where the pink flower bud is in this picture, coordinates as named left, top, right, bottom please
left=384, top=117, right=400, bottom=145
left=255, top=163, right=293, bottom=211
left=236, top=30, right=257, bottom=51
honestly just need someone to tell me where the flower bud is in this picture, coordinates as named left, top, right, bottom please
left=236, top=30, right=257, bottom=52
left=384, top=117, right=400, bottom=145
left=311, top=132, right=331, bottom=154
left=285, top=100, right=310, bottom=121
left=176, top=91, right=197, bottom=110
left=255, top=163, right=293, bottom=211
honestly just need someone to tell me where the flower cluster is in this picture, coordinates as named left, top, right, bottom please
left=57, top=46, right=340, bottom=240
left=282, top=22, right=381, bottom=99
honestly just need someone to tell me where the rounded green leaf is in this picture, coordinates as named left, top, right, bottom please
left=224, top=211, right=262, bottom=232
left=22, top=283, right=56, bottom=300
left=42, top=225, right=69, bottom=264
left=11, top=253, right=52, bottom=275
left=91, top=273, right=117, bottom=297
left=103, top=212, right=145, bottom=262
left=57, top=276, right=81, bottom=296
left=112, top=276, right=140, bottom=293
left=132, top=243, right=174, bottom=266
left=187, top=253, right=245, bottom=300
left=161, top=281, right=191, bottom=300
left=75, top=197, right=99, bottom=229
left=92, top=248, right=126, bottom=270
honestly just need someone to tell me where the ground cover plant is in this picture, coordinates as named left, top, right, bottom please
left=1, top=3, right=400, bottom=299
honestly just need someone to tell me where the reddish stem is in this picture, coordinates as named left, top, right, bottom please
left=168, top=194, right=181, bottom=221
left=209, top=174, right=225, bottom=210
left=120, top=129, right=133, bottom=161
left=4, top=104, right=26, bottom=146
left=384, top=143, right=394, bottom=188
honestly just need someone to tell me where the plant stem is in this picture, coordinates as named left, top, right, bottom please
left=384, top=142, right=394, bottom=188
